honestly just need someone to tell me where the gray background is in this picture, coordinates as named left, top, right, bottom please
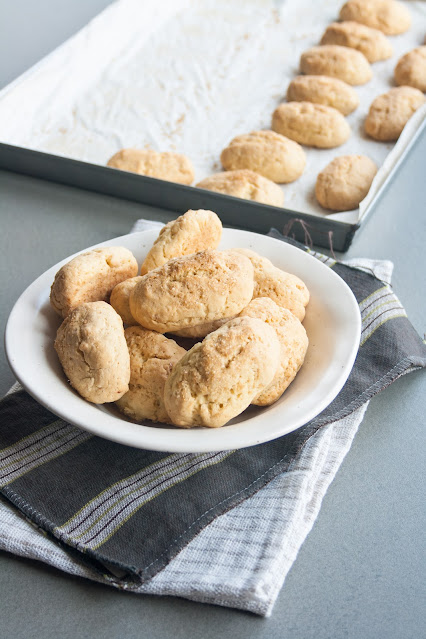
left=0, top=2, right=425, bottom=637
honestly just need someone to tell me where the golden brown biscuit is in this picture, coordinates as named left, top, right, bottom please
left=130, top=250, right=254, bottom=333
left=140, top=209, right=222, bottom=275
left=110, top=276, right=144, bottom=325
left=315, top=155, right=378, bottom=211
left=196, top=170, right=284, bottom=207
left=115, top=326, right=186, bottom=423
left=339, top=0, right=411, bottom=35
left=320, top=21, right=392, bottom=63
left=107, top=148, right=194, bottom=185
left=230, top=248, right=309, bottom=322
left=171, top=318, right=233, bottom=339
left=394, top=47, right=426, bottom=93
left=238, top=298, right=308, bottom=406
left=271, top=102, right=351, bottom=149
left=300, top=45, right=372, bottom=85
left=50, top=246, right=138, bottom=319
left=365, top=87, right=425, bottom=141
left=164, top=317, right=280, bottom=428
left=220, top=130, right=306, bottom=183
left=286, top=75, right=359, bottom=115
left=54, top=302, right=130, bottom=404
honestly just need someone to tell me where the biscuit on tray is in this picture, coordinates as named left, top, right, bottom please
left=54, top=301, right=130, bottom=404
left=365, top=86, right=425, bottom=141
left=140, top=209, right=222, bottom=275
left=394, top=47, right=426, bottom=93
left=164, top=317, right=280, bottom=428
left=286, top=75, right=360, bottom=116
left=107, top=148, right=194, bottom=185
left=220, top=130, right=306, bottom=183
left=339, top=0, right=411, bottom=36
left=300, top=45, right=372, bottom=86
left=315, top=155, right=378, bottom=212
left=320, top=21, right=393, bottom=63
left=271, top=102, right=351, bottom=149
left=196, top=169, right=284, bottom=207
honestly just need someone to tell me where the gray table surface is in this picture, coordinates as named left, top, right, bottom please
left=0, top=3, right=425, bottom=638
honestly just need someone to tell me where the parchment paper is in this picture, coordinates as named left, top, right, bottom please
left=0, top=0, right=425, bottom=224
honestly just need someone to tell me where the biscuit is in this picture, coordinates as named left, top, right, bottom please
left=315, top=155, right=378, bottom=211
left=50, top=246, right=138, bottom=319
left=140, top=209, right=222, bottom=275
left=107, top=148, right=194, bottom=185
left=230, top=248, right=309, bottom=322
left=196, top=170, right=284, bottom=207
left=130, top=250, right=254, bottom=333
left=300, top=45, right=372, bottom=85
left=238, top=298, right=308, bottom=406
left=320, top=21, right=393, bottom=63
left=220, top=130, right=306, bottom=183
left=394, top=47, right=426, bottom=93
left=110, top=276, right=144, bottom=325
left=271, top=102, right=351, bottom=149
left=164, top=317, right=280, bottom=428
left=339, top=0, right=411, bottom=35
left=365, top=87, right=425, bottom=141
left=54, top=301, right=130, bottom=404
left=286, top=75, right=359, bottom=115
left=115, top=326, right=186, bottom=423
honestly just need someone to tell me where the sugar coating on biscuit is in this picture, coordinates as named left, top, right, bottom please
left=164, top=317, right=280, bottom=428
left=110, top=276, right=144, bottom=325
left=365, top=86, right=425, bottom=141
left=394, top=47, right=426, bottom=93
left=54, top=301, right=130, bottom=404
left=140, top=209, right=222, bottom=275
left=320, top=21, right=393, bottom=63
left=238, top=297, right=308, bottom=406
left=220, top=130, right=306, bottom=183
left=300, top=45, right=372, bottom=85
left=107, top=148, right=194, bottom=185
left=286, top=75, right=360, bottom=115
left=50, top=246, right=138, bottom=319
left=339, top=0, right=411, bottom=36
left=196, top=170, right=284, bottom=207
left=316, top=155, right=378, bottom=212
left=272, top=102, right=351, bottom=149
left=115, top=326, right=186, bottom=423
left=230, top=248, right=309, bottom=322
left=131, top=250, right=254, bottom=333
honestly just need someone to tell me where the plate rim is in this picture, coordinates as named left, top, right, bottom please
left=5, top=228, right=361, bottom=453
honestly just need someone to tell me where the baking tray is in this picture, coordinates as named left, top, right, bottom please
left=0, top=0, right=425, bottom=252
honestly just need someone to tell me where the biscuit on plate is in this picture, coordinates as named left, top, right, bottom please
left=286, top=75, right=359, bottom=115
left=54, top=301, right=130, bottom=404
left=320, top=21, right=392, bottom=63
left=107, top=148, right=194, bottom=185
left=300, top=45, right=372, bottom=85
left=394, top=47, right=426, bottom=93
left=115, top=326, right=186, bottom=423
left=196, top=169, right=284, bottom=207
left=171, top=318, right=233, bottom=339
left=315, top=155, right=378, bottom=211
left=272, top=102, right=351, bottom=149
left=140, top=209, right=222, bottom=275
left=229, top=248, right=309, bottom=322
left=50, top=246, right=138, bottom=319
left=239, top=298, right=308, bottom=406
left=339, top=0, right=411, bottom=35
left=164, top=317, right=280, bottom=428
left=365, top=86, right=425, bottom=141
left=130, top=250, right=254, bottom=333
left=220, top=130, right=306, bottom=183
left=110, top=276, right=144, bottom=325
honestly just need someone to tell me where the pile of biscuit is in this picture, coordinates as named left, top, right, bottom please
left=51, top=210, right=310, bottom=429
left=106, top=0, right=425, bottom=214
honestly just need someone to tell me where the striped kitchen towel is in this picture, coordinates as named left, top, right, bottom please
left=0, top=231, right=425, bottom=616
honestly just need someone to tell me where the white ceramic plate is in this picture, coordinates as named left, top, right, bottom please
left=5, top=229, right=361, bottom=453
